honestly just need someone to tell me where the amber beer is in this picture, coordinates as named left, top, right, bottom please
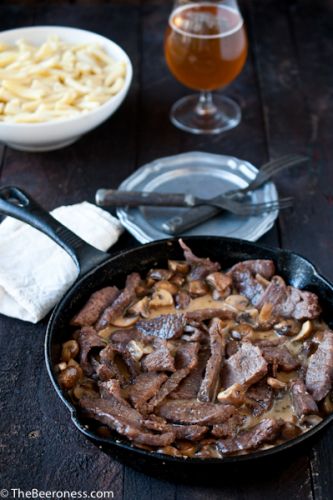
left=165, top=3, right=247, bottom=91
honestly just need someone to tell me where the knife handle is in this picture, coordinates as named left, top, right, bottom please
left=162, top=205, right=221, bottom=234
left=96, top=189, right=194, bottom=208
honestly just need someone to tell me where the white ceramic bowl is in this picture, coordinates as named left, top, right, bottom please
left=0, top=26, right=133, bottom=152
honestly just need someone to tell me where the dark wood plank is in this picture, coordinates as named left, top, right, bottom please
left=286, top=1, right=333, bottom=498
left=0, top=4, right=140, bottom=495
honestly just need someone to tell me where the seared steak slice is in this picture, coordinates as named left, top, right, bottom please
left=142, top=339, right=175, bottom=372
left=126, top=372, right=168, bottom=409
left=136, top=313, right=186, bottom=340
left=198, top=318, right=226, bottom=402
left=212, top=414, right=244, bottom=438
left=222, top=342, right=267, bottom=389
left=185, top=308, right=235, bottom=322
left=306, top=330, right=333, bottom=401
left=96, top=273, right=141, bottom=330
left=158, top=399, right=236, bottom=425
left=228, top=260, right=275, bottom=306
left=144, top=418, right=208, bottom=441
left=78, top=326, right=105, bottom=375
left=71, top=287, right=120, bottom=327
left=217, top=418, right=282, bottom=455
left=170, top=349, right=210, bottom=399
left=245, top=380, right=273, bottom=416
left=175, top=341, right=199, bottom=370
left=257, top=276, right=321, bottom=321
left=80, top=396, right=175, bottom=447
left=179, top=239, right=220, bottom=280
left=144, top=368, right=190, bottom=413
left=259, top=344, right=299, bottom=372
left=99, top=379, right=130, bottom=405
left=290, top=379, right=318, bottom=418
left=228, top=260, right=276, bottom=280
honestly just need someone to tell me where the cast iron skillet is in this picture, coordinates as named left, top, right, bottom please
left=1, top=186, right=333, bottom=479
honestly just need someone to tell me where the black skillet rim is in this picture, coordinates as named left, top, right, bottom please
left=44, top=236, right=333, bottom=465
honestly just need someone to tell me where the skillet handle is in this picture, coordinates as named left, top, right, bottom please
left=0, top=186, right=109, bottom=276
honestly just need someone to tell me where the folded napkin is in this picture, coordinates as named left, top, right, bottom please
left=0, top=202, right=123, bottom=323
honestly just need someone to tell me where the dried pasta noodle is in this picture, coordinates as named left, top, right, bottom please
left=0, top=36, right=127, bottom=123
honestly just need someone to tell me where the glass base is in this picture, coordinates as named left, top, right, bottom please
left=170, top=94, right=241, bottom=134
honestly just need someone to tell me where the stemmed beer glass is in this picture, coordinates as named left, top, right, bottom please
left=164, top=0, right=248, bottom=134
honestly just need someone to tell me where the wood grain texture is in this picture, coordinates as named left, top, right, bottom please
left=0, top=1, right=332, bottom=499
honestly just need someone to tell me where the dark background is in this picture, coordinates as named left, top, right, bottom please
left=1, top=0, right=333, bottom=498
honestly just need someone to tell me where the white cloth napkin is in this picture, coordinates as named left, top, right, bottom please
left=0, top=202, right=123, bottom=323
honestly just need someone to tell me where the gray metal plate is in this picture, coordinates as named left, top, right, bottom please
left=117, top=151, right=278, bottom=243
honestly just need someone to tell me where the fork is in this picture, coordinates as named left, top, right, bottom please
left=162, top=154, right=306, bottom=234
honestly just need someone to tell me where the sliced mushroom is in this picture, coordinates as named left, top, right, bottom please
left=58, top=366, right=82, bottom=390
left=188, top=280, right=209, bottom=297
left=148, top=269, right=173, bottom=281
left=274, top=319, right=301, bottom=337
left=259, top=302, right=273, bottom=323
left=322, top=394, right=333, bottom=414
left=290, top=320, right=313, bottom=343
left=61, top=339, right=79, bottom=362
left=255, top=273, right=270, bottom=287
left=224, top=294, right=249, bottom=311
left=98, top=326, right=114, bottom=340
left=149, top=289, right=174, bottom=308
left=128, top=297, right=150, bottom=318
left=168, top=260, right=190, bottom=274
left=206, top=272, right=232, bottom=292
left=110, top=315, right=139, bottom=327
left=267, top=377, right=287, bottom=390
left=73, top=379, right=99, bottom=400
left=56, top=361, right=67, bottom=372
left=127, top=340, right=153, bottom=361
left=170, top=273, right=186, bottom=287
left=154, top=280, right=178, bottom=295
left=230, top=324, right=254, bottom=340
left=302, top=415, right=323, bottom=426
left=217, top=383, right=245, bottom=406
left=281, top=422, right=302, bottom=440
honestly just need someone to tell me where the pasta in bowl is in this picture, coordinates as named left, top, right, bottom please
left=0, top=26, right=132, bottom=151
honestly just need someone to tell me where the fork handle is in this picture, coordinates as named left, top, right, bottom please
left=96, top=189, right=195, bottom=208
left=162, top=205, right=221, bottom=235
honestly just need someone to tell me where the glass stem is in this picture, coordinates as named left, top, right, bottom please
left=195, top=91, right=217, bottom=117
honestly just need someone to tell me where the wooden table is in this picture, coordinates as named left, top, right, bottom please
left=1, top=0, right=332, bottom=498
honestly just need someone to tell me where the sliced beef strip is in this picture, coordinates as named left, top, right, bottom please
left=79, top=396, right=175, bottom=447
left=96, top=273, right=141, bottom=330
left=78, top=326, right=105, bottom=375
left=175, top=341, right=199, bottom=370
left=305, top=330, right=333, bottom=401
left=258, top=344, right=299, bottom=372
left=141, top=339, right=176, bottom=372
left=71, top=287, right=120, bottom=327
left=245, top=380, right=273, bottom=416
left=136, top=313, right=186, bottom=340
left=221, top=342, right=268, bottom=389
left=211, top=414, right=244, bottom=438
left=227, top=260, right=275, bottom=306
left=217, top=418, right=282, bottom=455
left=198, top=318, right=226, bottom=402
left=144, top=418, right=208, bottom=441
left=179, top=239, right=221, bottom=280
left=228, top=260, right=276, bottom=280
left=290, top=379, right=318, bottom=418
left=96, top=344, right=127, bottom=383
left=257, top=276, right=321, bottom=321
left=158, top=399, right=236, bottom=425
left=185, top=308, right=235, bottom=323
left=170, top=348, right=210, bottom=400
left=126, top=372, right=168, bottom=410
left=99, top=379, right=130, bottom=406
left=144, top=342, right=199, bottom=413
left=144, top=368, right=191, bottom=414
